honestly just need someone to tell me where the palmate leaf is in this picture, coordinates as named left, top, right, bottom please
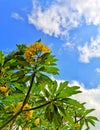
left=38, top=53, right=59, bottom=75
left=56, top=81, right=69, bottom=96
left=86, top=118, right=96, bottom=126
left=0, top=51, right=4, bottom=66
left=36, top=73, right=52, bottom=85
left=2, top=94, right=24, bottom=105
left=45, top=104, right=54, bottom=123
left=58, top=86, right=81, bottom=98
left=61, top=98, right=84, bottom=109
left=85, top=108, right=95, bottom=115
left=48, top=80, right=58, bottom=95
left=87, top=116, right=99, bottom=122
left=43, top=66, right=59, bottom=75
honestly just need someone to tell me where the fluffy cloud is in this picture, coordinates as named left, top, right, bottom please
left=28, top=0, right=100, bottom=37
left=11, top=12, right=24, bottom=21
left=63, top=42, right=75, bottom=50
left=95, top=68, right=100, bottom=73
left=70, top=80, right=100, bottom=130
left=78, top=36, right=100, bottom=63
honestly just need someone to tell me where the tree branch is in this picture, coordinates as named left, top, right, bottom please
left=21, top=72, right=36, bottom=110
left=23, top=99, right=56, bottom=111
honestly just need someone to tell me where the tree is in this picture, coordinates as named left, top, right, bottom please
left=0, top=40, right=98, bottom=130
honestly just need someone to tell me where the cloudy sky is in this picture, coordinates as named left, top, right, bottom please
left=0, top=0, right=100, bottom=129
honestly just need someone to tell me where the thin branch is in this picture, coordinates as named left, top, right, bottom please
left=74, top=111, right=77, bottom=123
left=76, top=115, right=85, bottom=123
left=23, top=99, right=56, bottom=112
left=21, top=72, right=36, bottom=110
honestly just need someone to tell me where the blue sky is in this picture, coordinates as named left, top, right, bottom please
left=0, top=0, right=100, bottom=129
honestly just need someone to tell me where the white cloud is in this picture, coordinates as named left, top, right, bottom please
left=63, top=42, right=75, bottom=49
left=78, top=36, right=100, bottom=63
left=70, top=80, right=100, bottom=130
left=95, top=68, right=100, bottom=73
left=11, top=12, right=24, bottom=21
left=28, top=0, right=100, bottom=37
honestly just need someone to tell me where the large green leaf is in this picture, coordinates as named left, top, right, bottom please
left=58, top=86, right=81, bottom=97
left=56, top=81, right=69, bottom=96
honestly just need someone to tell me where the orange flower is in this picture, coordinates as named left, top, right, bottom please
left=0, top=86, right=7, bottom=93
left=13, top=102, right=23, bottom=114
left=35, top=118, right=40, bottom=127
left=23, top=103, right=33, bottom=120
left=24, top=42, right=50, bottom=62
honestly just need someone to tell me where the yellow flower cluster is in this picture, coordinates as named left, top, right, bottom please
left=23, top=104, right=33, bottom=120
left=13, top=102, right=23, bottom=114
left=34, top=118, right=40, bottom=127
left=0, top=86, right=7, bottom=93
left=24, top=42, right=50, bottom=62
left=13, top=102, right=33, bottom=120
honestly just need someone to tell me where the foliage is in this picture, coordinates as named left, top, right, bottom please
left=0, top=40, right=99, bottom=130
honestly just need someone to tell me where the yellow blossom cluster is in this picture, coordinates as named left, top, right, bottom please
left=13, top=102, right=33, bottom=120
left=34, top=118, right=40, bottom=127
left=13, top=102, right=23, bottom=114
left=23, top=103, right=33, bottom=120
left=24, top=42, right=50, bottom=62
left=0, top=86, right=7, bottom=93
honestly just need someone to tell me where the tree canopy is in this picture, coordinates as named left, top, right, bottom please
left=0, top=40, right=98, bottom=130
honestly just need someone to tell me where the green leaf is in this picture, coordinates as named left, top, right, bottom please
left=86, top=118, right=95, bottom=126
left=87, top=116, right=99, bottom=121
left=85, top=109, right=95, bottom=115
left=56, top=81, right=69, bottom=96
left=43, top=66, right=59, bottom=75
left=59, top=86, right=81, bottom=97
left=12, top=82, right=24, bottom=92
left=49, top=80, right=58, bottom=95
left=36, top=38, right=41, bottom=43
left=0, top=51, right=4, bottom=66
left=61, top=98, right=84, bottom=109
left=53, top=104, right=62, bottom=126
left=45, top=105, right=54, bottom=123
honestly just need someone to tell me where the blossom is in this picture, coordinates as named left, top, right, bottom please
left=24, top=42, right=50, bottom=62
left=13, top=102, right=23, bottom=114
left=13, top=102, right=33, bottom=120
left=23, top=103, right=33, bottom=120
left=34, top=118, right=40, bottom=127
left=0, top=86, right=7, bottom=93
